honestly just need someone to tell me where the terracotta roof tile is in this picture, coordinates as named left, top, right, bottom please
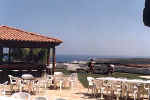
left=0, top=26, right=62, bottom=44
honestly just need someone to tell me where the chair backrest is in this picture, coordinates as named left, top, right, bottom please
left=33, top=96, right=48, bottom=100
left=8, top=75, right=17, bottom=84
left=46, top=75, right=54, bottom=85
left=37, top=79, right=48, bottom=88
left=11, top=92, right=31, bottom=100
left=94, top=79, right=102, bottom=89
left=87, top=77, right=95, bottom=86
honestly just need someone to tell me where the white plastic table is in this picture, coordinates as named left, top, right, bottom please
left=96, top=77, right=149, bottom=84
left=21, top=74, right=34, bottom=93
left=21, top=74, right=34, bottom=80
left=0, top=96, right=18, bottom=100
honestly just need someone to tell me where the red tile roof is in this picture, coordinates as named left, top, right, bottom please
left=0, top=26, right=62, bottom=44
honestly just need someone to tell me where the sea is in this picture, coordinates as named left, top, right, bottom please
left=56, top=55, right=143, bottom=63
left=56, top=55, right=103, bottom=63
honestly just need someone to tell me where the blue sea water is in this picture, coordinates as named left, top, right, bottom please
left=56, top=55, right=98, bottom=62
left=55, top=55, right=137, bottom=63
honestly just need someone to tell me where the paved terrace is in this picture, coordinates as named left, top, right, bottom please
left=1, top=73, right=149, bottom=100
left=0, top=74, right=97, bottom=100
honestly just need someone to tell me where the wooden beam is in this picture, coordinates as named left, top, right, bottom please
left=52, top=46, right=56, bottom=74
left=0, top=40, right=60, bottom=48
left=47, top=48, right=50, bottom=65
left=0, top=47, right=3, bottom=62
left=47, top=48, right=51, bottom=74
left=8, top=48, right=11, bottom=63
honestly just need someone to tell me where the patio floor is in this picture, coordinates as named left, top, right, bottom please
left=30, top=79, right=97, bottom=100
left=1, top=74, right=148, bottom=100
left=0, top=74, right=97, bottom=100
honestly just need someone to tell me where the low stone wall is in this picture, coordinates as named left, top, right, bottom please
left=115, top=65, right=150, bottom=75
left=92, top=64, right=150, bottom=75
left=62, top=63, right=150, bottom=75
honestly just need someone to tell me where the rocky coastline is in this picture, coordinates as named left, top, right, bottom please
left=56, top=60, right=150, bottom=75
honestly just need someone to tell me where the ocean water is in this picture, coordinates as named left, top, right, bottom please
left=56, top=55, right=99, bottom=63
left=55, top=55, right=138, bottom=63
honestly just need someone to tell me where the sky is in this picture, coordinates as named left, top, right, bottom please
left=0, top=0, right=150, bottom=57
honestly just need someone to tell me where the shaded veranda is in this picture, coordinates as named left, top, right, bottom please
left=0, top=26, right=62, bottom=83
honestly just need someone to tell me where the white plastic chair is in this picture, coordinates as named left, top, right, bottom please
left=8, top=75, right=18, bottom=92
left=9, top=75, right=24, bottom=92
left=32, top=80, right=40, bottom=94
left=54, top=74, right=64, bottom=96
left=16, top=79, right=25, bottom=92
left=100, top=86, right=105, bottom=99
left=11, top=92, right=31, bottom=100
left=59, top=80, right=63, bottom=96
left=127, top=83, right=138, bottom=100
left=70, top=73, right=77, bottom=89
left=87, top=77, right=96, bottom=96
left=87, top=77, right=95, bottom=86
left=8, top=75, right=17, bottom=85
left=0, top=81, right=8, bottom=96
left=144, top=83, right=150, bottom=99
left=47, top=75, right=54, bottom=87
left=38, top=79, right=47, bottom=88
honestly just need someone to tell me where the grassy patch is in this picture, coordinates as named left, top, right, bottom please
left=77, top=73, right=89, bottom=88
